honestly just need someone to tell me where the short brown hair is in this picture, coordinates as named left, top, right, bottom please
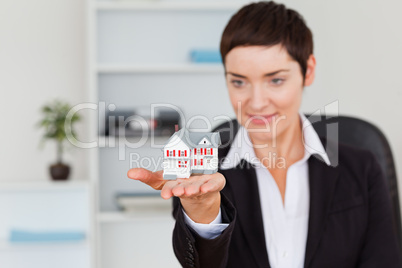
left=220, top=1, right=313, bottom=78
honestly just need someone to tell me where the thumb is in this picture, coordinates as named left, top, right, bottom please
left=127, top=168, right=166, bottom=190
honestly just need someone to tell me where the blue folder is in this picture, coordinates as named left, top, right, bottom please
left=190, top=49, right=222, bottom=63
left=9, top=229, right=85, bottom=242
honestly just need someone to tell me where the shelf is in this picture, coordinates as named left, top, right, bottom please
left=98, top=135, right=171, bottom=147
left=95, top=1, right=248, bottom=11
left=97, top=63, right=225, bottom=74
left=0, top=239, right=89, bottom=251
left=0, top=180, right=91, bottom=191
left=98, top=211, right=173, bottom=223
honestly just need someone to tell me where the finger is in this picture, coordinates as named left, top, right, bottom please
left=200, top=174, right=225, bottom=194
left=160, top=180, right=180, bottom=199
left=183, top=177, right=208, bottom=196
left=127, top=168, right=165, bottom=190
left=171, top=183, right=186, bottom=198
left=162, top=177, right=205, bottom=199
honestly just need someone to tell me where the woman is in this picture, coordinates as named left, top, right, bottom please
left=127, top=2, right=401, bottom=267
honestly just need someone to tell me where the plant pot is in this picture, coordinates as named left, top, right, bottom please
left=50, top=163, right=70, bottom=181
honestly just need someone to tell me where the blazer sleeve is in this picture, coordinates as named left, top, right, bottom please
left=357, top=152, right=402, bottom=267
left=172, top=193, right=237, bottom=268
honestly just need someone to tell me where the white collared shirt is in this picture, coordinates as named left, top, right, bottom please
left=183, top=112, right=331, bottom=268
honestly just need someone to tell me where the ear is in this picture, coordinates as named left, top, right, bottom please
left=304, top=54, right=316, bottom=86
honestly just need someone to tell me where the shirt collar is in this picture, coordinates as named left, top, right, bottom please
left=220, top=112, right=331, bottom=170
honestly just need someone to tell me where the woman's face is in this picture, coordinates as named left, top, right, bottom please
left=224, top=44, right=315, bottom=145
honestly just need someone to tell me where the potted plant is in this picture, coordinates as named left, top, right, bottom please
left=37, top=99, right=81, bottom=180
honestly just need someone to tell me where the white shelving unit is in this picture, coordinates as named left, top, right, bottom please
left=96, top=1, right=249, bottom=11
left=0, top=180, right=91, bottom=191
left=87, top=1, right=249, bottom=267
left=97, top=210, right=172, bottom=223
left=0, top=180, right=94, bottom=268
left=0, top=239, right=90, bottom=252
left=97, top=63, right=224, bottom=74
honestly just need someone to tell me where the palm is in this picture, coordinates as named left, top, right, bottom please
left=127, top=168, right=225, bottom=200
left=128, top=168, right=225, bottom=223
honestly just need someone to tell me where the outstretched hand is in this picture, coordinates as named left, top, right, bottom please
left=127, top=168, right=225, bottom=223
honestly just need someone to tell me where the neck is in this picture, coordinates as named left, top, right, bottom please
left=250, top=114, right=304, bottom=168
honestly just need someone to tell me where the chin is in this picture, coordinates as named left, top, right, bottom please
left=248, top=129, right=276, bottom=143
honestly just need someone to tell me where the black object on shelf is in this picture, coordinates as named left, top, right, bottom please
left=104, top=107, right=181, bottom=137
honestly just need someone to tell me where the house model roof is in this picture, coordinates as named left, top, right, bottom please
left=162, top=128, right=221, bottom=149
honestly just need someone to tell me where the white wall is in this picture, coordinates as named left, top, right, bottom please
left=284, top=0, right=402, bottom=194
left=0, top=0, right=87, bottom=181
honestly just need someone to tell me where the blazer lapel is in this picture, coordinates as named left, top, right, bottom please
left=223, top=159, right=270, bottom=267
left=304, top=154, right=340, bottom=267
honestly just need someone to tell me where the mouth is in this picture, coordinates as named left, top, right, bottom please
left=247, top=113, right=278, bottom=125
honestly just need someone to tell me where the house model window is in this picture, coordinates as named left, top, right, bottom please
left=161, top=127, right=221, bottom=180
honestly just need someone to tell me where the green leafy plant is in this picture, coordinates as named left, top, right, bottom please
left=37, top=99, right=81, bottom=164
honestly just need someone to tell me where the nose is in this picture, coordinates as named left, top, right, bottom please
left=249, top=84, right=269, bottom=112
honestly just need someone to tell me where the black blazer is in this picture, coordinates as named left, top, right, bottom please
left=172, top=137, right=402, bottom=268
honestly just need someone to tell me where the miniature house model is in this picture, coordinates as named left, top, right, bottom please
left=162, top=128, right=221, bottom=180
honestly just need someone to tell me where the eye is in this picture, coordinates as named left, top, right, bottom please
left=230, top=80, right=246, bottom=88
left=271, top=78, right=284, bottom=85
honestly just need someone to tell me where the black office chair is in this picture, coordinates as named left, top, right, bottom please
left=212, top=114, right=402, bottom=251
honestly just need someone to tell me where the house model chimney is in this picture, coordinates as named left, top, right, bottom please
left=175, top=124, right=179, bottom=132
